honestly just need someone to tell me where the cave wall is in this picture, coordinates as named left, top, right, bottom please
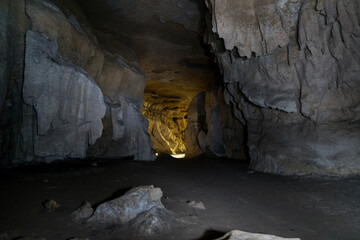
left=205, top=0, right=360, bottom=174
left=0, top=0, right=155, bottom=164
left=185, top=87, right=245, bottom=159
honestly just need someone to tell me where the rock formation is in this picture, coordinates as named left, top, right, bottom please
left=1, top=0, right=359, bottom=175
left=83, top=185, right=175, bottom=237
left=185, top=89, right=245, bottom=159
left=0, top=0, right=155, bottom=164
left=89, top=185, right=164, bottom=224
left=204, top=0, right=360, bottom=174
left=24, top=30, right=106, bottom=159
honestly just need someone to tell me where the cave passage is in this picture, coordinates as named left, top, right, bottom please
left=1, top=0, right=360, bottom=239
left=141, top=36, right=219, bottom=156
left=76, top=0, right=225, bottom=157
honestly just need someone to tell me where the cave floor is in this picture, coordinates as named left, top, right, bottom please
left=0, top=157, right=359, bottom=240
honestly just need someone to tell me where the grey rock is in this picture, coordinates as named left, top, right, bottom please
left=185, top=89, right=245, bottom=159
left=215, top=230, right=300, bottom=240
left=23, top=30, right=106, bottom=160
left=128, top=205, right=174, bottom=237
left=89, top=185, right=163, bottom=224
left=185, top=92, right=206, bottom=158
left=205, top=0, right=360, bottom=174
left=72, top=202, right=94, bottom=220
left=0, top=0, right=155, bottom=163
left=187, top=200, right=206, bottom=210
left=205, top=88, right=226, bottom=157
left=0, top=0, right=11, bottom=111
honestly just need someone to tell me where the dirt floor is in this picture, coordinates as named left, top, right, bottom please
left=0, top=157, right=359, bottom=240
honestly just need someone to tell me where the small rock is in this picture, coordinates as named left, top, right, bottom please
left=43, top=179, right=49, bottom=183
left=187, top=201, right=206, bottom=210
left=91, top=163, right=98, bottom=167
left=72, top=202, right=94, bottom=220
left=43, top=199, right=60, bottom=209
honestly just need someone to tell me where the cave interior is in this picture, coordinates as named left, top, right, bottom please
left=0, top=0, right=360, bottom=239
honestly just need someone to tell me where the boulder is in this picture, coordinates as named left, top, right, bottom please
left=89, top=185, right=164, bottom=224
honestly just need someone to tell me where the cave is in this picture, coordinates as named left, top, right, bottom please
left=0, top=0, right=360, bottom=240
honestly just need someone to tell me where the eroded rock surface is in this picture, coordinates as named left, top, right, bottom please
left=89, top=185, right=163, bottom=224
left=87, top=185, right=176, bottom=237
left=24, top=30, right=106, bottom=159
left=205, top=0, right=360, bottom=174
left=72, top=202, right=94, bottom=221
left=185, top=89, right=245, bottom=159
left=216, top=230, right=300, bottom=240
left=1, top=0, right=155, bottom=163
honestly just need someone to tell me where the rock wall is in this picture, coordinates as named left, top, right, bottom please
left=0, top=0, right=33, bottom=164
left=205, top=0, right=360, bottom=174
left=0, top=0, right=155, bottom=164
left=185, top=88, right=245, bottom=159
left=24, top=30, right=106, bottom=159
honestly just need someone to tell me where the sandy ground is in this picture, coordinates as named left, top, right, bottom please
left=0, top=157, right=359, bottom=240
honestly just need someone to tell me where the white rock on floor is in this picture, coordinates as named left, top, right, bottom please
left=215, top=230, right=300, bottom=240
left=89, top=185, right=164, bottom=224
left=187, top=200, right=206, bottom=210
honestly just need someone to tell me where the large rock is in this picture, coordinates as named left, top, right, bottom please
left=23, top=30, right=106, bottom=159
left=216, top=230, right=300, bottom=240
left=205, top=0, right=360, bottom=174
left=89, top=185, right=164, bottom=224
left=185, top=89, right=245, bottom=159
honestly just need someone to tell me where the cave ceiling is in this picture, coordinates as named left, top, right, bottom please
left=76, top=0, right=216, bottom=103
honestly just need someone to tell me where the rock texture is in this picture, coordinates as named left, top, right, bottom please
left=24, top=30, right=106, bottom=159
left=89, top=185, right=163, bottom=224
left=72, top=202, right=94, bottom=221
left=87, top=185, right=175, bottom=237
left=185, top=89, right=245, bottom=159
left=1, top=0, right=155, bottom=164
left=216, top=230, right=300, bottom=240
left=205, top=0, right=360, bottom=174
